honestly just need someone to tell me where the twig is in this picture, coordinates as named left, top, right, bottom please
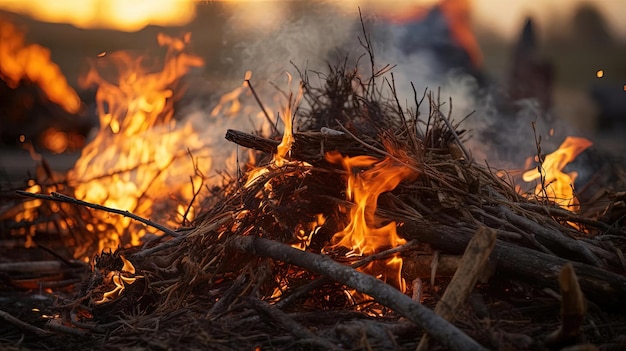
left=430, top=95, right=472, bottom=163
left=246, top=78, right=278, bottom=135
left=497, top=205, right=602, bottom=267
left=247, top=297, right=342, bottom=351
left=229, top=235, right=486, bottom=351
left=16, top=191, right=179, bottom=237
left=0, top=309, right=52, bottom=337
left=334, top=119, right=422, bottom=174
left=0, top=261, right=62, bottom=273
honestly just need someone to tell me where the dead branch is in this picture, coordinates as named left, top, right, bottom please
left=247, top=297, right=342, bottom=351
left=16, top=191, right=179, bottom=238
left=402, top=221, right=626, bottom=312
left=0, top=261, right=62, bottom=273
left=229, top=235, right=487, bottom=351
left=0, top=309, right=52, bottom=337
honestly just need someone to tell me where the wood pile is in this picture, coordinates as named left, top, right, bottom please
left=1, top=53, right=626, bottom=350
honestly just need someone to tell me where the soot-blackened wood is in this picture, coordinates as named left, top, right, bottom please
left=225, top=129, right=382, bottom=163
left=229, top=235, right=487, bottom=351
left=403, top=221, right=626, bottom=313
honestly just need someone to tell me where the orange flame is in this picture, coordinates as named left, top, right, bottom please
left=275, top=72, right=302, bottom=167
left=0, top=18, right=80, bottom=113
left=67, top=33, right=205, bottom=254
left=325, top=150, right=417, bottom=292
left=96, top=255, right=142, bottom=304
left=0, top=0, right=196, bottom=32
left=522, top=136, right=592, bottom=212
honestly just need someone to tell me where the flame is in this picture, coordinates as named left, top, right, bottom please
left=0, top=18, right=80, bottom=113
left=96, top=255, right=142, bottom=304
left=67, top=33, right=205, bottom=253
left=274, top=72, right=302, bottom=167
left=0, top=0, right=195, bottom=32
left=522, top=137, right=592, bottom=212
left=325, top=150, right=418, bottom=292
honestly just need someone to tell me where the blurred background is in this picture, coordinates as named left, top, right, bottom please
left=0, top=0, right=624, bottom=183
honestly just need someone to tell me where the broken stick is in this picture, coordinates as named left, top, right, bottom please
left=545, top=263, right=587, bottom=348
left=417, top=227, right=497, bottom=350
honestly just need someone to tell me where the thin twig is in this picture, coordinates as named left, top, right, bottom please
left=16, top=191, right=179, bottom=237
left=246, top=78, right=279, bottom=135
left=0, top=309, right=52, bottom=337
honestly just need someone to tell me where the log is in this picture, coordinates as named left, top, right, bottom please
left=402, top=222, right=626, bottom=312
left=229, top=235, right=487, bottom=351
left=225, top=129, right=381, bottom=163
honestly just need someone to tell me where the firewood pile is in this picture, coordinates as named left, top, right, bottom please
left=2, top=53, right=626, bottom=350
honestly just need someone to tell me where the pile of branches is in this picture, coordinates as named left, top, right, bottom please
left=3, top=54, right=626, bottom=350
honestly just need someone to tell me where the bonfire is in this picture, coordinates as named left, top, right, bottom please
left=1, top=12, right=626, bottom=351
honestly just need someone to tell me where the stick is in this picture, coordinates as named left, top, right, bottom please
left=416, top=227, right=497, bottom=350
left=247, top=297, right=342, bottom=351
left=0, top=261, right=62, bottom=273
left=402, top=221, right=626, bottom=312
left=545, top=263, right=587, bottom=347
left=0, top=309, right=52, bottom=337
left=229, top=235, right=486, bottom=351
left=497, top=205, right=602, bottom=267
left=246, top=79, right=279, bottom=135
left=16, top=191, right=179, bottom=238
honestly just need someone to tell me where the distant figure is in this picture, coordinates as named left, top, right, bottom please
left=506, top=18, right=554, bottom=113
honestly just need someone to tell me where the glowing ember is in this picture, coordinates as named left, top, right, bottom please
left=522, top=136, right=592, bottom=212
left=68, top=33, right=205, bottom=254
left=0, top=19, right=80, bottom=113
left=0, top=0, right=196, bottom=32
left=325, top=150, right=418, bottom=292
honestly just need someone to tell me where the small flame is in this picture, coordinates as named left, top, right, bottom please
left=325, top=150, right=418, bottom=292
left=522, top=136, right=592, bottom=212
left=275, top=72, right=302, bottom=167
left=596, top=70, right=604, bottom=78
left=0, top=19, right=81, bottom=113
left=0, top=0, right=196, bottom=32
left=96, top=255, right=142, bottom=304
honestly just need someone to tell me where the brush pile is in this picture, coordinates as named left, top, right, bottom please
left=2, top=55, right=626, bottom=350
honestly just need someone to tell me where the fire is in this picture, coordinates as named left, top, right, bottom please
left=67, top=33, right=205, bottom=254
left=0, top=0, right=196, bottom=32
left=325, top=149, right=418, bottom=292
left=275, top=72, right=302, bottom=167
left=0, top=18, right=80, bottom=113
left=522, top=137, right=592, bottom=212
left=96, top=255, right=142, bottom=304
